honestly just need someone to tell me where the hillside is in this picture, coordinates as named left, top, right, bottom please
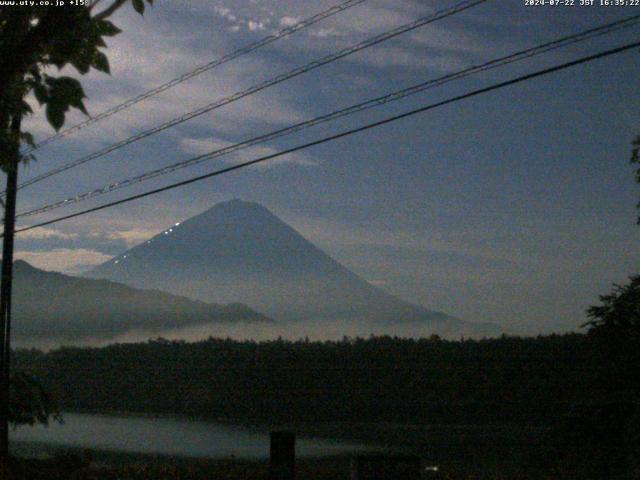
left=11, top=260, right=270, bottom=342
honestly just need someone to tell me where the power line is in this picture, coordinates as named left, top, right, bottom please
left=12, top=39, right=640, bottom=236
left=18, top=0, right=485, bottom=190
left=15, top=15, right=640, bottom=219
left=24, top=0, right=369, bottom=153
left=15, top=0, right=488, bottom=192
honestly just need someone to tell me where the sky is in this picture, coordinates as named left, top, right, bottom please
left=13, top=0, right=640, bottom=335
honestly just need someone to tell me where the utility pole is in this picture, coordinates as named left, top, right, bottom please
left=0, top=113, right=21, bottom=472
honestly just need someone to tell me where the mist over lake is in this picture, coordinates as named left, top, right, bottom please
left=11, top=413, right=372, bottom=459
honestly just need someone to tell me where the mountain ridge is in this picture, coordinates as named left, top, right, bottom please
left=87, top=199, right=501, bottom=338
left=11, top=259, right=271, bottom=342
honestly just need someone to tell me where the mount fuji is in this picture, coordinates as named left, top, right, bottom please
left=87, top=200, right=500, bottom=338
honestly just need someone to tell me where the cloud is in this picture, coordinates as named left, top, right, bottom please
left=15, top=248, right=113, bottom=274
left=97, top=228, right=158, bottom=247
left=213, top=6, right=238, bottom=23
left=279, top=16, right=300, bottom=27
left=180, top=137, right=318, bottom=167
left=352, top=45, right=470, bottom=71
left=212, top=3, right=275, bottom=34
left=20, top=0, right=495, bottom=156
left=21, top=3, right=305, bottom=147
left=310, top=28, right=341, bottom=39
left=18, top=228, right=78, bottom=241
left=248, top=20, right=266, bottom=31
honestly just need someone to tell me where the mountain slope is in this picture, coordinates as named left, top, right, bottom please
left=87, top=200, right=500, bottom=337
left=12, top=260, right=270, bottom=342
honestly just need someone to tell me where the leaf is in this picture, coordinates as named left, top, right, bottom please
left=92, top=51, right=110, bottom=74
left=132, top=0, right=145, bottom=15
left=20, top=153, right=36, bottom=166
left=52, top=76, right=86, bottom=101
left=33, top=83, right=48, bottom=105
left=42, top=76, right=89, bottom=129
left=27, top=66, right=42, bottom=83
left=46, top=103, right=65, bottom=131
left=54, top=77, right=88, bottom=115
left=70, top=98, right=88, bottom=116
left=71, top=52, right=91, bottom=74
left=51, top=59, right=67, bottom=70
left=20, top=100, right=33, bottom=116
left=20, top=132, right=35, bottom=148
left=97, top=20, right=122, bottom=37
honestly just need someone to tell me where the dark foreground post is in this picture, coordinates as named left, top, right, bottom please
left=0, top=114, right=21, bottom=479
left=351, top=454, right=421, bottom=480
left=269, top=431, right=295, bottom=480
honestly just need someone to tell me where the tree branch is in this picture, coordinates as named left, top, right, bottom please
left=93, top=0, right=128, bottom=20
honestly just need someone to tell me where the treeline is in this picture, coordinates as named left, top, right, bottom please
left=12, top=334, right=617, bottom=426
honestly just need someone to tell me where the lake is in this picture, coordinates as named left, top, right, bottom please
left=10, top=412, right=372, bottom=459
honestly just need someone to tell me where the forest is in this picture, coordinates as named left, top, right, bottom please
left=10, top=333, right=631, bottom=425
left=8, top=326, right=640, bottom=478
